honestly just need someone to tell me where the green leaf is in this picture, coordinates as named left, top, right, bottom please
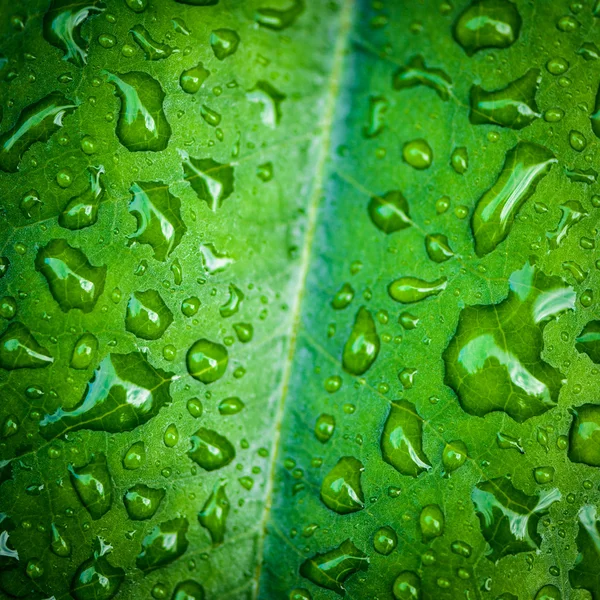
left=1, top=0, right=600, bottom=599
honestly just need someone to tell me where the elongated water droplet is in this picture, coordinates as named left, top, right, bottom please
left=381, top=400, right=431, bottom=477
left=0, top=322, right=53, bottom=370
left=20, top=190, right=43, bottom=219
left=363, top=96, right=389, bottom=137
left=50, top=522, right=71, bottom=557
left=534, top=586, right=561, bottom=600
left=35, top=239, right=106, bottom=312
left=393, top=55, right=452, bottom=100
left=568, top=404, right=600, bottom=467
left=442, top=440, right=468, bottom=474
left=233, top=323, right=253, bottom=343
left=419, top=504, right=444, bottom=542
left=453, top=0, right=521, bottom=56
left=40, top=352, right=172, bottom=438
left=471, top=141, right=556, bottom=256
left=450, top=146, right=468, bottom=173
left=59, top=165, right=106, bottom=230
left=106, top=71, right=171, bottom=152
left=188, top=428, right=235, bottom=471
left=388, top=276, right=447, bottom=304
left=130, top=25, right=174, bottom=60
left=198, top=479, right=229, bottom=546
left=199, top=243, right=233, bottom=274
left=124, top=484, right=165, bottom=520
left=136, top=517, right=189, bottom=571
left=68, top=453, right=113, bottom=520
left=496, top=431, right=524, bottom=453
left=533, top=466, right=555, bottom=484
left=219, top=284, right=244, bottom=318
left=342, top=307, right=380, bottom=376
left=0, top=92, right=77, bottom=172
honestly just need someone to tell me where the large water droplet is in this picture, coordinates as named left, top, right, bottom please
left=300, top=539, right=368, bottom=595
left=68, top=453, right=113, bottom=520
left=125, top=289, right=173, bottom=340
left=472, top=476, right=560, bottom=561
left=128, top=181, right=187, bottom=261
left=380, top=400, right=431, bottom=477
left=569, top=504, right=600, bottom=599
left=453, top=0, right=521, bottom=56
left=444, top=260, right=574, bottom=422
left=35, top=239, right=106, bottom=312
left=136, top=517, right=189, bottom=571
left=470, top=69, right=541, bottom=129
left=210, top=29, right=240, bottom=60
left=106, top=71, right=171, bottom=152
left=181, top=151, right=234, bottom=211
left=123, top=441, right=145, bottom=470
left=40, top=352, right=172, bottom=438
left=50, top=522, right=71, bottom=557
left=471, top=141, right=556, bottom=256
left=71, top=539, right=124, bottom=600
left=373, top=526, right=397, bottom=555
left=188, top=428, right=235, bottom=471
left=180, top=63, right=209, bottom=94
left=568, top=404, right=600, bottom=467
left=198, top=479, right=229, bottom=546
left=186, top=339, right=228, bottom=383
left=59, top=165, right=106, bottom=230
left=320, top=456, right=364, bottom=514
left=124, top=484, right=165, bottom=520
left=368, top=191, right=411, bottom=233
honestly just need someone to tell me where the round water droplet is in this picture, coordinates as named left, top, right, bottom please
left=373, top=525, right=398, bottom=555
left=186, top=339, right=228, bottom=384
left=393, top=571, right=421, bottom=600
left=403, top=139, right=433, bottom=170
left=419, top=504, right=444, bottom=541
left=123, top=441, right=145, bottom=470
left=164, top=423, right=179, bottom=447
left=442, top=440, right=468, bottom=473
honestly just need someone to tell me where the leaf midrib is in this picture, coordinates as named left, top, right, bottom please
left=251, top=1, right=357, bottom=596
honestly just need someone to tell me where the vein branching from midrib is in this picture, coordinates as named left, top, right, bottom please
left=251, top=0, right=357, bottom=597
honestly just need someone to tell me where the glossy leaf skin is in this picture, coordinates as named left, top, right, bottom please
left=0, top=1, right=599, bottom=600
